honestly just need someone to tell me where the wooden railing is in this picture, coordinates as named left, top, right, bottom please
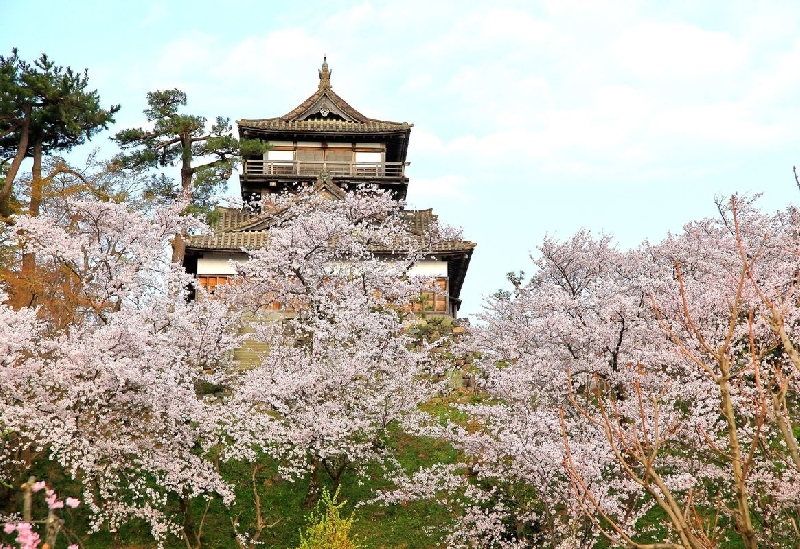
left=243, top=160, right=407, bottom=178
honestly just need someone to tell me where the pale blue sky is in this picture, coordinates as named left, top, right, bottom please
left=3, top=1, right=800, bottom=317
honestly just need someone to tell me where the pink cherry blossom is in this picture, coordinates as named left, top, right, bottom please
left=3, top=199, right=239, bottom=542
left=218, top=188, right=452, bottom=497
left=4, top=523, right=39, bottom=549
left=392, top=195, right=800, bottom=548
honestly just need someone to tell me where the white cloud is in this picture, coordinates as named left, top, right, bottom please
left=409, top=128, right=445, bottom=155
left=406, top=174, right=470, bottom=202
left=612, top=22, right=747, bottom=79
left=651, top=102, right=786, bottom=146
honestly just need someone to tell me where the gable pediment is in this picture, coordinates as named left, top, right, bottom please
left=293, top=91, right=359, bottom=122
left=277, top=58, right=370, bottom=124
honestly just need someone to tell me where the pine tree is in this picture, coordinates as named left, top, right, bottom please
left=112, top=89, right=267, bottom=260
left=0, top=48, right=118, bottom=218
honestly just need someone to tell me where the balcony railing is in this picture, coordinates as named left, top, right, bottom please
left=243, top=160, right=407, bottom=178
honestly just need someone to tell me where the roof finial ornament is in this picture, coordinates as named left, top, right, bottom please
left=318, top=55, right=331, bottom=89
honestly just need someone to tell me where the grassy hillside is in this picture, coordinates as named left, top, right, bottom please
left=2, top=424, right=461, bottom=549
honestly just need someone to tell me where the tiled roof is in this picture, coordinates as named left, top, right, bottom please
left=186, top=207, right=475, bottom=254
left=213, top=207, right=257, bottom=231
left=237, top=58, right=411, bottom=134
left=187, top=231, right=269, bottom=250
left=237, top=119, right=410, bottom=133
left=187, top=231, right=474, bottom=254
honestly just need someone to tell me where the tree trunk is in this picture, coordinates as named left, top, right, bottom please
left=10, top=139, right=43, bottom=308
left=718, top=355, right=757, bottom=549
left=321, top=457, right=348, bottom=493
left=172, top=133, right=193, bottom=265
left=304, top=458, right=321, bottom=509
left=0, top=106, right=31, bottom=218
left=28, top=138, right=43, bottom=216
left=179, top=494, right=198, bottom=548
left=180, top=132, right=194, bottom=195
left=172, top=233, right=187, bottom=264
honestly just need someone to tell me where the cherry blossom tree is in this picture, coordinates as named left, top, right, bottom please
left=418, top=231, right=657, bottom=549
left=558, top=197, right=800, bottom=549
left=0, top=198, right=242, bottom=543
left=215, top=188, right=450, bottom=506
left=1, top=183, right=461, bottom=545
left=391, top=196, right=800, bottom=549
left=0, top=290, right=41, bottom=493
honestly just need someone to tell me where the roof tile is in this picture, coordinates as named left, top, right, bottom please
left=187, top=207, right=475, bottom=253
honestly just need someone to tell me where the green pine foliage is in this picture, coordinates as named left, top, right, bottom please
left=0, top=48, right=118, bottom=217
left=113, top=88, right=268, bottom=222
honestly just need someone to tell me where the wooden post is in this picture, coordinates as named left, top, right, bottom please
left=44, top=506, right=63, bottom=549
left=20, top=476, right=63, bottom=549
left=22, top=475, right=36, bottom=522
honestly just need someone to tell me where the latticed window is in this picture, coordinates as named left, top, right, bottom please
left=197, top=275, right=232, bottom=293
left=413, top=277, right=448, bottom=313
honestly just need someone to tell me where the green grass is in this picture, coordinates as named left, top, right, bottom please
left=180, top=430, right=459, bottom=549
left=7, top=391, right=765, bottom=549
left=1, top=425, right=459, bottom=549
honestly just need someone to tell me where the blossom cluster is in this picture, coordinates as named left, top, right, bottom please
left=0, top=187, right=455, bottom=544
left=391, top=196, right=800, bottom=548
left=1, top=481, right=79, bottom=549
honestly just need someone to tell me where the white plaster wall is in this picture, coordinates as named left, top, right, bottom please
left=355, top=152, right=382, bottom=163
left=267, top=150, right=293, bottom=161
left=197, top=256, right=447, bottom=278
left=197, top=253, right=247, bottom=275
left=408, top=260, right=448, bottom=277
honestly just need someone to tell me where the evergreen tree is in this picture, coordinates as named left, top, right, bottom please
left=0, top=48, right=118, bottom=217
left=113, top=89, right=267, bottom=260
